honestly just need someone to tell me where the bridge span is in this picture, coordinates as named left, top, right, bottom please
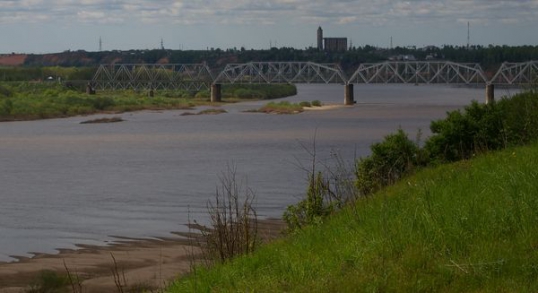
left=91, top=60, right=538, bottom=105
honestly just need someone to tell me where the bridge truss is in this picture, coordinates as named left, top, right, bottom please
left=348, top=61, right=487, bottom=85
left=214, top=62, right=347, bottom=84
left=91, top=64, right=214, bottom=91
left=489, top=61, right=538, bottom=85
left=90, top=61, right=538, bottom=91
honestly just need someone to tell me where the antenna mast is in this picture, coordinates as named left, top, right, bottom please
left=467, top=22, right=471, bottom=50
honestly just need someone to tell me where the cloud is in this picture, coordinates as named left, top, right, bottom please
left=0, top=0, right=536, bottom=27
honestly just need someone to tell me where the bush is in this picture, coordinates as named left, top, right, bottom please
left=26, top=270, right=69, bottom=293
left=425, top=102, right=504, bottom=162
left=425, top=92, right=538, bottom=163
left=283, top=172, right=335, bottom=231
left=299, top=101, right=311, bottom=107
left=0, top=84, right=12, bottom=97
left=199, top=166, right=258, bottom=264
left=311, top=100, right=322, bottom=107
left=283, top=148, right=356, bottom=233
left=499, top=90, right=538, bottom=145
left=355, top=129, right=422, bottom=195
left=234, top=88, right=257, bottom=99
left=91, top=96, right=115, bottom=110
left=0, top=99, right=13, bottom=116
left=195, top=90, right=210, bottom=99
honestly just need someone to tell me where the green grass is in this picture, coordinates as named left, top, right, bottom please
left=256, top=101, right=304, bottom=114
left=168, top=143, right=538, bottom=292
left=0, top=82, right=296, bottom=121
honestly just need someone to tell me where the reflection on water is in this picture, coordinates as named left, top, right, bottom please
left=0, top=84, right=506, bottom=261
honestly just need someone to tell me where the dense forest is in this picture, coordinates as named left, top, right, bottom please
left=1, top=44, right=537, bottom=81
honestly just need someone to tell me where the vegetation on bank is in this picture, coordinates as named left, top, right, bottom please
left=245, top=100, right=323, bottom=114
left=0, top=82, right=296, bottom=121
left=168, top=89, right=538, bottom=292
left=254, top=101, right=305, bottom=114
left=0, top=66, right=96, bottom=82
left=169, top=143, right=538, bottom=292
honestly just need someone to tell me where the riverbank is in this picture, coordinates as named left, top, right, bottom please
left=168, top=143, right=538, bottom=292
left=0, top=219, right=284, bottom=292
left=0, top=84, right=488, bottom=289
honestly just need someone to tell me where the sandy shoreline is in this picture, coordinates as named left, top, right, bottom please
left=0, top=220, right=285, bottom=293
left=302, top=104, right=348, bottom=111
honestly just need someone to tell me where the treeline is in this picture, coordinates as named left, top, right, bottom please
left=16, top=44, right=538, bottom=74
left=0, top=67, right=95, bottom=82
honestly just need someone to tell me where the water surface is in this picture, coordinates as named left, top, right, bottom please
left=0, top=84, right=508, bottom=261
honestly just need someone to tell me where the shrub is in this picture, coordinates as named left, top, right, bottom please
left=0, top=99, right=13, bottom=116
left=231, top=88, right=265, bottom=99
left=299, top=101, right=311, bottom=107
left=283, top=148, right=356, bottom=233
left=283, top=172, right=335, bottom=231
left=0, top=84, right=12, bottom=97
left=26, top=270, right=69, bottom=293
left=90, top=96, right=115, bottom=110
left=311, top=100, right=322, bottom=107
left=355, top=129, right=422, bottom=195
left=258, top=101, right=304, bottom=114
left=424, top=102, right=504, bottom=163
left=195, top=90, right=210, bottom=99
left=425, top=92, right=538, bottom=163
left=199, top=166, right=258, bottom=264
left=499, top=90, right=538, bottom=145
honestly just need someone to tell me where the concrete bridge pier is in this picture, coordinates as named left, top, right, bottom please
left=344, top=84, right=355, bottom=105
left=211, top=84, right=222, bottom=102
left=86, top=83, right=95, bottom=95
left=486, top=84, right=494, bottom=104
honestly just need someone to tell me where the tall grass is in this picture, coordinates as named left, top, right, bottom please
left=168, top=143, right=538, bottom=292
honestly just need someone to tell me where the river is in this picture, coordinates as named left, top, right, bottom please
left=0, top=84, right=512, bottom=262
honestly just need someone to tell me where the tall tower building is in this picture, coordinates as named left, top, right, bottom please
left=317, top=26, right=323, bottom=50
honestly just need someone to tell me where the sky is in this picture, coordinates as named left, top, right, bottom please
left=1, top=0, right=538, bottom=54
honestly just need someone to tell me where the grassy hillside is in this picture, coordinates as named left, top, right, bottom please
left=168, top=143, right=538, bottom=292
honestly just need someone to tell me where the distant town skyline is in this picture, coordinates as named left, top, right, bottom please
left=1, top=0, right=537, bottom=54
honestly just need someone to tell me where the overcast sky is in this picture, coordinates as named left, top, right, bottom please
left=1, top=0, right=537, bottom=54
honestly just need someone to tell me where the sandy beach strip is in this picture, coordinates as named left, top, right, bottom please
left=0, top=219, right=284, bottom=293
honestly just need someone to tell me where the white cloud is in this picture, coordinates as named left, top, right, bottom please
left=0, top=0, right=535, bottom=53
left=0, top=0, right=535, bottom=26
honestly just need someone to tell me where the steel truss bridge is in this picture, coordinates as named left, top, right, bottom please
left=91, top=61, right=538, bottom=90
left=214, top=62, right=347, bottom=84
left=91, top=64, right=213, bottom=91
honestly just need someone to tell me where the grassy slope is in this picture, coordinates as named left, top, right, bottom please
left=168, top=143, right=538, bottom=292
